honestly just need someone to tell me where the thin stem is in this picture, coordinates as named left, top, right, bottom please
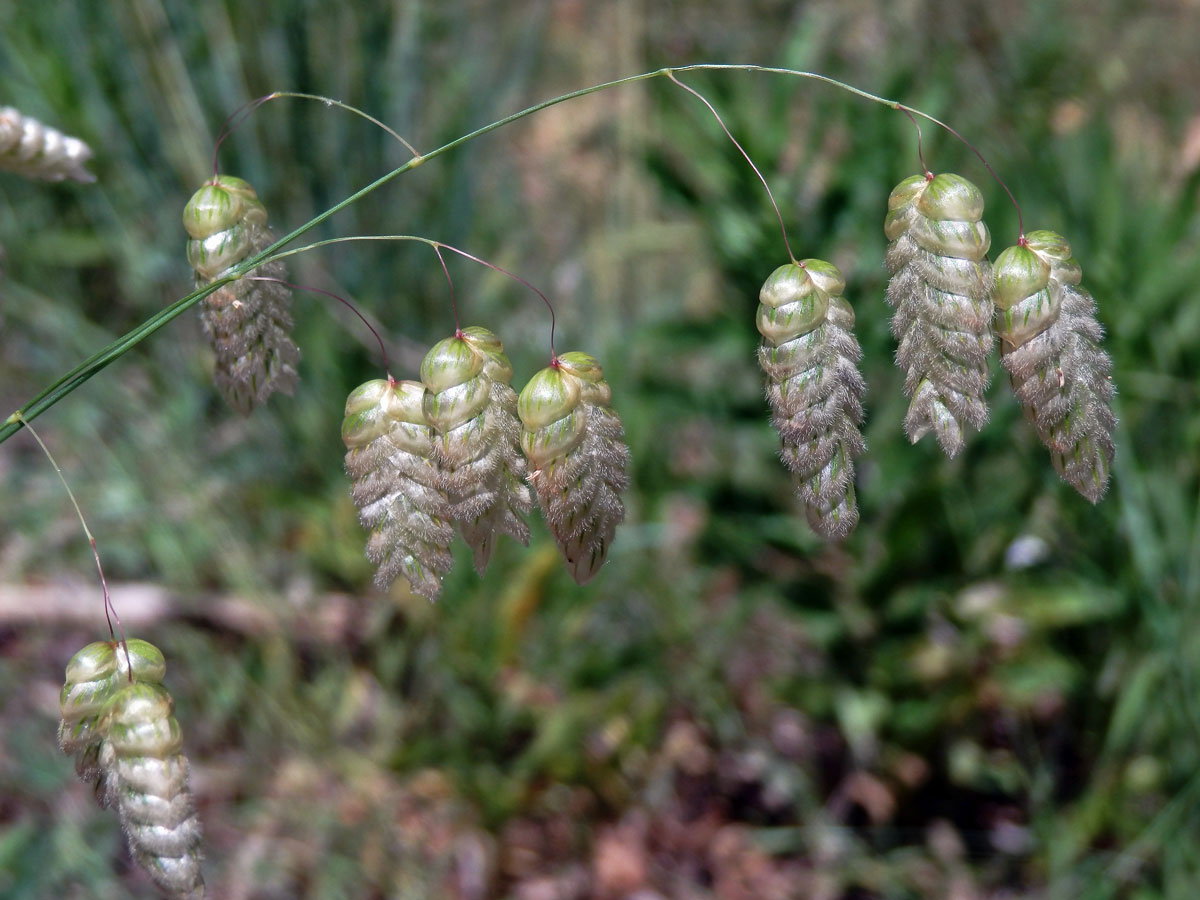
left=15, top=414, right=131, bottom=674
left=247, top=277, right=391, bottom=379
left=667, top=71, right=796, bottom=264
left=270, top=235, right=560, bottom=359
left=430, top=244, right=460, bottom=334
left=895, top=101, right=1024, bottom=238
left=900, top=107, right=932, bottom=178
left=212, top=94, right=274, bottom=177
left=266, top=92, right=422, bottom=158
left=436, top=243, right=558, bottom=361
left=2, top=63, right=999, bottom=445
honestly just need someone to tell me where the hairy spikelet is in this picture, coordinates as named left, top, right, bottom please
left=99, top=683, right=205, bottom=899
left=518, top=352, right=630, bottom=583
left=994, top=231, right=1116, bottom=501
left=183, top=175, right=299, bottom=415
left=884, top=173, right=994, bottom=456
left=343, top=378, right=455, bottom=600
left=757, top=260, right=866, bottom=538
left=0, top=106, right=94, bottom=182
left=421, top=327, right=532, bottom=574
left=59, top=640, right=204, bottom=899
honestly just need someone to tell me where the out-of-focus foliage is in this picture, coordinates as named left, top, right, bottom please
left=2, top=0, right=1199, bottom=897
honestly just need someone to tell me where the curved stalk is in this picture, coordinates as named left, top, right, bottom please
left=2, top=64, right=962, bottom=445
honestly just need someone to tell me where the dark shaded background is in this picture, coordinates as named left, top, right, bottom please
left=2, top=1, right=1199, bottom=897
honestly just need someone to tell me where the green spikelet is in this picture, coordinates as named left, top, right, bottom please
left=59, top=639, right=166, bottom=792
left=420, top=327, right=532, bottom=574
left=518, top=352, right=631, bottom=583
left=183, top=175, right=299, bottom=415
left=343, top=378, right=455, bottom=600
left=993, top=231, right=1116, bottom=501
left=0, top=106, right=94, bottom=182
left=884, top=173, right=994, bottom=456
left=59, top=640, right=204, bottom=899
left=757, top=260, right=866, bottom=538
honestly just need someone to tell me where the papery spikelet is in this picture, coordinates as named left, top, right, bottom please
left=0, top=106, right=94, bottom=182
left=59, top=639, right=166, bottom=792
left=59, top=640, right=204, bottom=898
left=183, top=175, right=299, bottom=415
left=757, top=260, right=866, bottom=538
left=343, top=378, right=455, bottom=600
left=993, top=231, right=1116, bottom=501
left=98, top=682, right=204, bottom=899
left=518, top=352, right=630, bottom=583
left=884, top=173, right=994, bottom=456
left=420, top=327, right=532, bottom=574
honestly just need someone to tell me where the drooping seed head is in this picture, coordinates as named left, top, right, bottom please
left=993, top=230, right=1116, bottom=502
left=883, top=172, right=995, bottom=456
left=518, top=352, right=630, bottom=583
left=755, top=259, right=865, bottom=539
left=420, top=327, right=531, bottom=574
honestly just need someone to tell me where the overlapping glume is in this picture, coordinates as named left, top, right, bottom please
left=884, top=173, right=994, bottom=456
left=343, top=378, right=455, bottom=601
left=518, top=352, right=630, bottom=583
left=757, top=260, right=866, bottom=538
left=993, top=231, right=1116, bottom=501
left=59, top=640, right=204, bottom=899
left=59, top=639, right=166, bottom=794
left=0, top=106, right=94, bottom=182
left=183, top=175, right=299, bottom=415
left=420, top=327, right=532, bottom=574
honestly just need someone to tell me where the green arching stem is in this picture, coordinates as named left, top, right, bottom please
left=0, top=63, right=1002, bottom=445
left=266, top=92, right=422, bottom=159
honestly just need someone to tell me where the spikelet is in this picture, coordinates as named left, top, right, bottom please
left=884, top=173, right=994, bottom=456
left=343, top=378, right=455, bottom=600
left=0, top=106, right=94, bottom=182
left=59, top=639, right=166, bottom=793
left=993, top=231, right=1116, bottom=501
left=757, top=260, right=866, bottom=538
left=98, top=682, right=204, bottom=899
left=183, top=175, right=300, bottom=415
left=420, top=327, right=532, bottom=574
left=518, top=352, right=631, bottom=583
left=59, top=640, right=204, bottom=899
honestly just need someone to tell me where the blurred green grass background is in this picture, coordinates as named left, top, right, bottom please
left=2, top=0, right=1199, bottom=897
